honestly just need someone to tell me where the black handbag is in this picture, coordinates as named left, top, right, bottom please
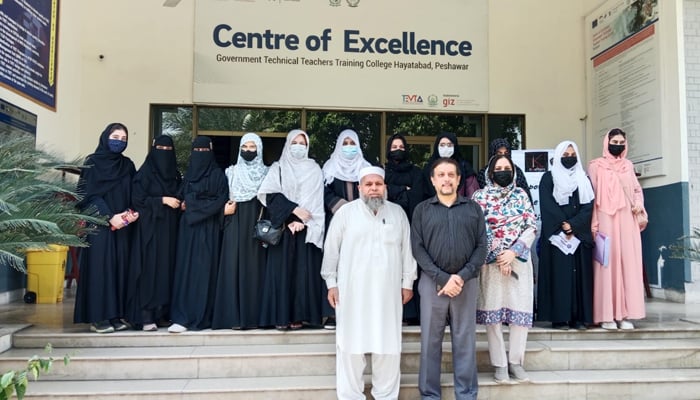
left=253, top=207, right=283, bottom=247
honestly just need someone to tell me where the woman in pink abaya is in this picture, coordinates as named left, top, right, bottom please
left=588, top=128, right=647, bottom=330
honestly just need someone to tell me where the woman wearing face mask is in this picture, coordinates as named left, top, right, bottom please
left=168, top=136, right=229, bottom=333
left=258, top=129, right=325, bottom=330
left=424, top=132, right=479, bottom=198
left=126, top=135, right=182, bottom=332
left=477, top=138, right=532, bottom=202
left=536, top=140, right=595, bottom=330
left=212, top=133, right=269, bottom=330
left=74, top=122, right=139, bottom=334
left=588, top=128, right=646, bottom=330
left=320, top=128, right=370, bottom=329
left=473, top=154, right=537, bottom=384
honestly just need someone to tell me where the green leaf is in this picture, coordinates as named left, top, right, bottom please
left=0, top=371, right=14, bottom=388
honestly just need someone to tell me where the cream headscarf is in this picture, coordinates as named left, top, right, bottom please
left=321, top=129, right=371, bottom=185
left=257, top=129, right=325, bottom=249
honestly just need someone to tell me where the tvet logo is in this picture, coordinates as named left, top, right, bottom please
left=402, top=94, right=423, bottom=104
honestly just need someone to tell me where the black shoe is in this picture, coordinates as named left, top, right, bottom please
left=111, top=318, right=130, bottom=331
left=323, top=317, right=336, bottom=330
left=90, top=320, right=115, bottom=334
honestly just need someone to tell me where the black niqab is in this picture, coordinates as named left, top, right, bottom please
left=185, top=136, right=216, bottom=183
left=136, top=135, right=180, bottom=196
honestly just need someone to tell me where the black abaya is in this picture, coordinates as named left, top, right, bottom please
left=536, top=172, right=594, bottom=325
left=211, top=199, right=267, bottom=329
left=170, top=139, right=228, bottom=330
left=259, top=193, right=323, bottom=328
left=125, top=158, right=181, bottom=326
left=74, top=123, right=136, bottom=325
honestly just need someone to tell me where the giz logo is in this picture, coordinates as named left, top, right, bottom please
left=402, top=94, right=423, bottom=104
left=442, top=98, right=455, bottom=107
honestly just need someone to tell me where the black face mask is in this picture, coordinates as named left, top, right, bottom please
left=492, top=171, right=513, bottom=187
left=240, top=150, right=257, bottom=162
left=561, top=156, right=577, bottom=169
left=608, top=144, right=625, bottom=156
left=389, top=149, right=407, bottom=162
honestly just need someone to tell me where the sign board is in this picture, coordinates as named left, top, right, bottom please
left=585, top=0, right=662, bottom=178
left=194, top=0, right=489, bottom=112
left=0, top=0, right=60, bottom=110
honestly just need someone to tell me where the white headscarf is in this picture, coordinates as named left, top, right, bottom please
left=551, top=140, right=595, bottom=206
left=321, top=129, right=371, bottom=185
left=226, top=133, right=268, bottom=202
left=257, top=129, right=325, bottom=249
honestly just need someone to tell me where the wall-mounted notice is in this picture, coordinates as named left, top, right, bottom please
left=0, top=0, right=60, bottom=110
left=194, top=0, right=488, bottom=112
left=585, top=0, right=662, bottom=178
left=0, top=97, right=37, bottom=136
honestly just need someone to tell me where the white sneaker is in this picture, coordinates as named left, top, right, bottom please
left=168, top=323, right=187, bottom=333
left=618, top=320, right=634, bottom=330
left=600, top=321, right=618, bottom=330
left=142, top=323, right=158, bottom=332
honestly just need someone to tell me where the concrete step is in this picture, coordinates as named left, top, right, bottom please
left=20, top=369, right=700, bottom=400
left=11, top=324, right=700, bottom=348
left=3, top=338, right=700, bottom=381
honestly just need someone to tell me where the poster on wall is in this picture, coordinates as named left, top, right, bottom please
left=585, top=0, right=662, bottom=178
left=511, top=149, right=554, bottom=225
left=0, top=98, right=37, bottom=137
left=0, top=0, right=60, bottom=110
left=193, top=0, right=488, bottom=112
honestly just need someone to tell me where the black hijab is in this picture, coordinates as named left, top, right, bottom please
left=426, top=131, right=476, bottom=177
left=134, top=135, right=181, bottom=196
left=385, top=133, right=412, bottom=173
left=488, top=138, right=511, bottom=158
left=184, top=136, right=216, bottom=183
left=80, top=122, right=133, bottom=197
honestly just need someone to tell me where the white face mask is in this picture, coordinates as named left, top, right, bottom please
left=289, top=143, right=307, bottom=159
left=438, top=146, right=454, bottom=158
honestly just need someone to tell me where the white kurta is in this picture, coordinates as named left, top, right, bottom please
left=321, top=199, right=417, bottom=355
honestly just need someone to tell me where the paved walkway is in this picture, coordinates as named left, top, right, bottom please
left=1, top=286, right=699, bottom=333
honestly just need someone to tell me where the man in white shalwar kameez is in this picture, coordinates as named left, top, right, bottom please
left=322, top=166, right=417, bottom=400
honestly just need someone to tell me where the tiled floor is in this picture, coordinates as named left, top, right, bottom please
left=1, top=285, right=699, bottom=333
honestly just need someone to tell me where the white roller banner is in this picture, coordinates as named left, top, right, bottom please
left=194, top=0, right=489, bottom=112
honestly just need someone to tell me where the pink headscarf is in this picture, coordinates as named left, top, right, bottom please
left=588, top=130, right=634, bottom=215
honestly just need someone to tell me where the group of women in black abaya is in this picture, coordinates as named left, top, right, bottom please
left=75, top=123, right=500, bottom=333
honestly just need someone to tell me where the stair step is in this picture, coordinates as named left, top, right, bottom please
left=12, top=324, right=700, bottom=348
left=3, top=338, right=700, bottom=380
left=20, top=369, right=700, bottom=400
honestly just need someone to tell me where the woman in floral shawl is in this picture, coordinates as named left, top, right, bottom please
left=472, top=154, right=537, bottom=385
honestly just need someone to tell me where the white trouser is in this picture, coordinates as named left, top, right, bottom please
left=336, top=350, right=401, bottom=400
left=485, top=323, right=529, bottom=367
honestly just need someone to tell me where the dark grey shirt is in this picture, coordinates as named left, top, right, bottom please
left=410, top=195, right=487, bottom=287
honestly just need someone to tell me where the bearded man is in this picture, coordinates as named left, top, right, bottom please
left=321, top=166, right=417, bottom=400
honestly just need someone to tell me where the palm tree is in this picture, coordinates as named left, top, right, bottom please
left=0, top=133, right=106, bottom=272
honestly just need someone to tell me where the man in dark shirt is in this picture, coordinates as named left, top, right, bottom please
left=411, top=157, right=487, bottom=400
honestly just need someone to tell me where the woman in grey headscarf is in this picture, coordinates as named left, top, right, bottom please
left=258, top=129, right=325, bottom=330
left=212, top=133, right=269, bottom=330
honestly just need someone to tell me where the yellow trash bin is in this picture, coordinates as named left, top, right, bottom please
left=25, top=245, right=68, bottom=304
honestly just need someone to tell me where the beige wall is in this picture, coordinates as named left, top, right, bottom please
left=0, top=0, right=685, bottom=183
left=490, top=1, right=590, bottom=157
